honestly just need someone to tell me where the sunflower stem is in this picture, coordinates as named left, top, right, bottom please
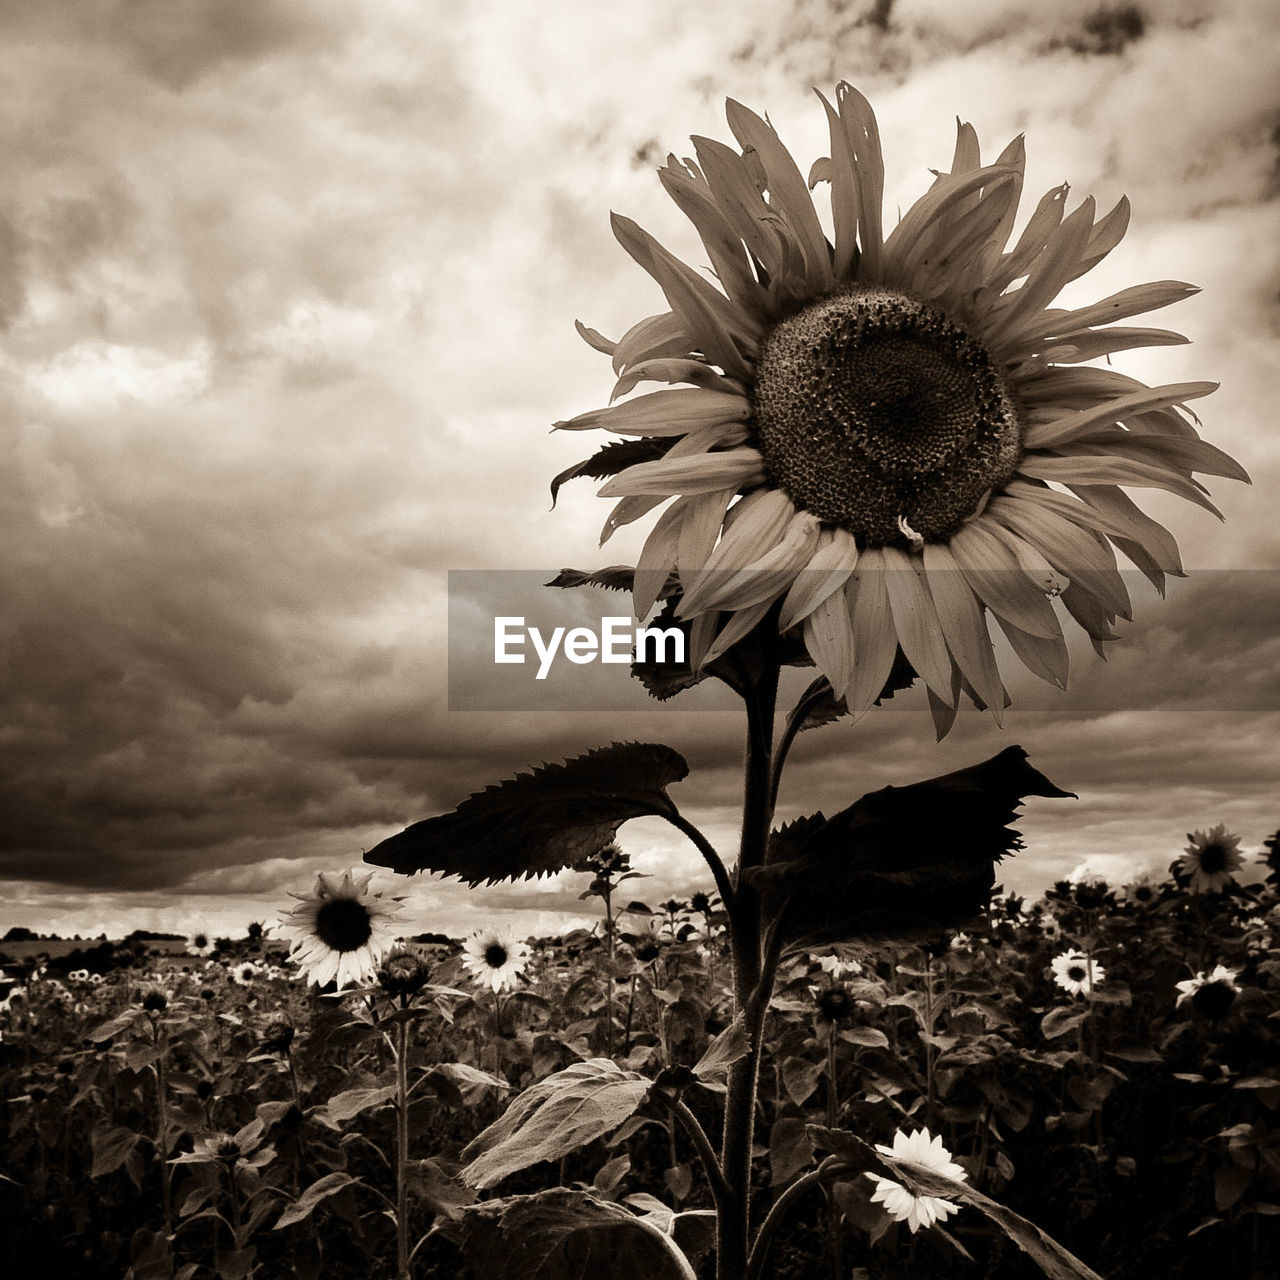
left=743, top=1157, right=853, bottom=1280
left=717, top=655, right=779, bottom=1280
left=394, top=1008, right=411, bottom=1280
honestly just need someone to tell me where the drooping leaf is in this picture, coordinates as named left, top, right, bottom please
left=550, top=437, right=675, bottom=507
left=316, top=1085, right=396, bottom=1127
left=811, top=1127, right=1105, bottom=1280
left=690, top=1015, right=749, bottom=1087
left=746, top=746, right=1074, bottom=947
left=1041, top=1005, right=1091, bottom=1040
left=546, top=566, right=640, bottom=594
left=461, top=1059, right=654, bottom=1190
left=364, top=743, right=689, bottom=883
left=404, top=1158, right=477, bottom=1221
left=447, top=1189, right=697, bottom=1280
left=274, top=1173, right=359, bottom=1231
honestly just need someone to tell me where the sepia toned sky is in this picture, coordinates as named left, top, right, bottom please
left=1, top=0, right=1278, bottom=943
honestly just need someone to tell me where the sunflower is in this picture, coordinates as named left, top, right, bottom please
left=1050, top=948, right=1105, bottom=996
left=865, top=1127, right=968, bottom=1233
left=1175, top=964, right=1242, bottom=1019
left=186, top=930, right=215, bottom=958
left=556, top=84, right=1247, bottom=734
left=461, top=927, right=531, bottom=993
left=277, top=869, right=406, bottom=990
left=1176, top=824, right=1244, bottom=893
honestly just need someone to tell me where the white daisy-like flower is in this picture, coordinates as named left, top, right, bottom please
left=817, top=952, right=862, bottom=978
left=949, top=932, right=973, bottom=953
left=461, top=928, right=531, bottom=993
left=1175, top=964, right=1242, bottom=1008
left=187, top=930, right=215, bottom=957
left=1050, top=949, right=1105, bottom=996
left=276, top=869, right=407, bottom=990
left=228, top=960, right=262, bottom=987
left=68, top=969, right=89, bottom=982
left=1176, top=825, right=1244, bottom=893
left=866, top=1127, right=968, bottom=1233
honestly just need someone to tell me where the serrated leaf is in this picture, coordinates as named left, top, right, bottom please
left=811, top=1127, right=1104, bottom=1280
left=274, top=1173, right=358, bottom=1230
left=461, top=1060, right=653, bottom=1190
left=364, top=743, right=689, bottom=883
left=447, top=1189, right=696, bottom=1280
left=546, top=566, right=639, bottom=593
left=550, top=438, right=675, bottom=507
left=91, top=1123, right=140, bottom=1178
left=745, top=746, right=1074, bottom=947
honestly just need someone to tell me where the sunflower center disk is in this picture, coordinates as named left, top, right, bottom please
left=315, top=898, right=374, bottom=953
left=752, top=289, right=1023, bottom=546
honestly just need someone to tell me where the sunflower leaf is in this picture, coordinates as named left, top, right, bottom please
left=461, top=1060, right=655, bottom=1190
left=545, top=566, right=638, bottom=593
left=363, top=744, right=689, bottom=884
left=441, top=1188, right=697, bottom=1280
left=745, top=746, right=1075, bottom=946
left=550, top=438, right=675, bottom=507
left=810, top=1127, right=1105, bottom=1280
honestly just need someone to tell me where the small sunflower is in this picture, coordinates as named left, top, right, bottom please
left=186, top=930, right=215, bottom=958
left=1176, top=824, right=1244, bottom=893
left=816, top=952, right=862, bottom=979
left=865, top=1127, right=968, bottom=1233
left=1050, top=948, right=1105, bottom=996
left=461, top=927, right=531, bottom=993
left=1121, top=873, right=1162, bottom=908
left=277, top=869, right=406, bottom=990
left=1175, top=964, right=1242, bottom=1018
left=557, top=85, right=1246, bottom=734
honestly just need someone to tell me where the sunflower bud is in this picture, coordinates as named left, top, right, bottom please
left=377, top=950, right=430, bottom=999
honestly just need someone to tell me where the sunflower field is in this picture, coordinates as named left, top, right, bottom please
left=2, top=845, right=1278, bottom=1280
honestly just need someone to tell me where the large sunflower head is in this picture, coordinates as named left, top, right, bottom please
left=555, top=84, right=1248, bottom=735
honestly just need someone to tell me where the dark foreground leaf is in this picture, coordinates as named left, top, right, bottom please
left=364, top=742, right=688, bottom=883
left=445, top=1189, right=696, bottom=1280
left=747, top=746, right=1074, bottom=947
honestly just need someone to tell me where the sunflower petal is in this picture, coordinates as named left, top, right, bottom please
left=676, top=487, right=736, bottom=576
left=803, top=586, right=858, bottom=699
left=575, top=319, right=617, bottom=356
left=994, top=614, right=1071, bottom=689
left=611, top=213, right=759, bottom=380
left=1068, top=195, right=1130, bottom=281
left=702, top=600, right=774, bottom=665
left=1019, top=325, right=1189, bottom=364
left=1016, top=452, right=1224, bottom=516
left=922, top=542, right=1005, bottom=712
left=984, top=184, right=1067, bottom=293
left=725, top=98, right=834, bottom=291
left=1021, top=381, right=1218, bottom=449
left=633, top=500, right=686, bottom=620
left=611, top=358, right=743, bottom=401
left=986, top=196, right=1097, bottom=346
left=1027, top=280, right=1200, bottom=340
left=557, top=387, right=751, bottom=436
left=947, top=522, right=1064, bottom=639
left=600, top=494, right=665, bottom=545
left=880, top=546, right=954, bottom=700
left=598, top=446, right=765, bottom=497
left=1068, top=484, right=1183, bottom=577
left=680, top=510, right=819, bottom=613
left=778, top=526, right=860, bottom=630
left=927, top=666, right=962, bottom=740
left=845, top=552, right=900, bottom=720
left=611, top=311, right=692, bottom=375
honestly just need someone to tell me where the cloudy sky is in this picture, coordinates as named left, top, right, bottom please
left=1, top=0, right=1277, bottom=944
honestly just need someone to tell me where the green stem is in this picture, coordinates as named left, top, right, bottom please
left=744, top=1157, right=853, bottom=1280
left=717, top=658, right=779, bottom=1280
left=152, top=1023, right=173, bottom=1237
left=395, top=1012, right=411, bottom=1280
